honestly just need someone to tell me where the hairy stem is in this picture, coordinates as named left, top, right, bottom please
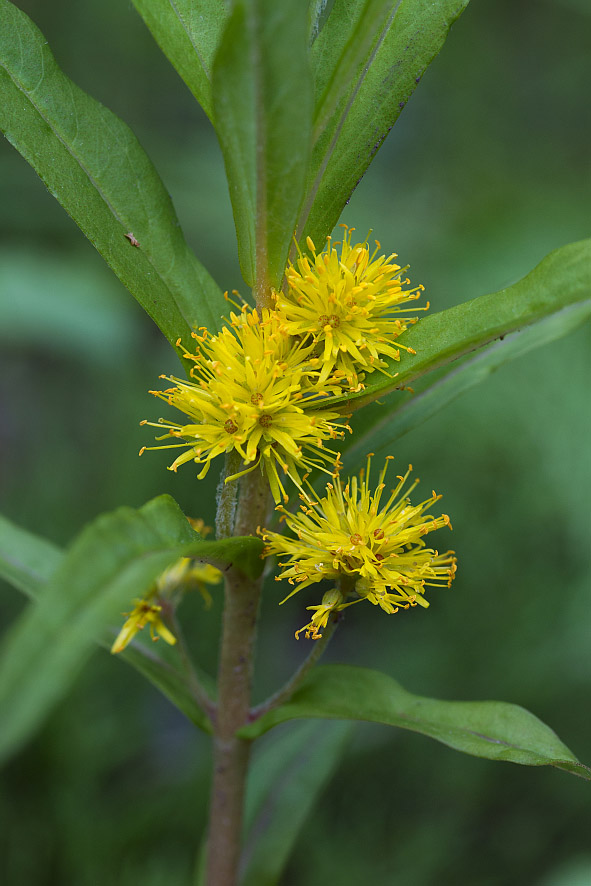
left=205, top=468, right=270, bottom=886
left=215, top=451, right=242, bottom=539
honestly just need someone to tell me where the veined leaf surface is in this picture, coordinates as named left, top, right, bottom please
left=0, top=0, right=226, bottom=351
left=239, top=664, right=591, bottom=779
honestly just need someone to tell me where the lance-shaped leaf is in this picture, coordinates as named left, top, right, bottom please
left=240, top=721, right=353, bottom=886
left=0, top=509, right=216, bottom=737
left=299, top=0, right=470, bottom=245
left=0, top=496, right=263, bottom=763
left=213, top=0, right=313, bottom=293
left=239, top=665, right=591, bottom=779
left=341, top=297, right=591, bottom=470
left=131, top=0, right=227, bottom=122
left=320, top=238, right=591, bottom=413
left=0, top=0, right=226, bottom=349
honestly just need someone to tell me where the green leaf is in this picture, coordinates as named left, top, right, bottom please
left=212, top=0, right=313, bottom=293
left=0, top=516, right=214, bottom=738
left=0, top=0, right=226, bottom=349
left=240, top=721, right=353, bottom=885
left=0, top=515, right=62, bottom=600
left=0, top=507, right=263, bottom=602
left=341, top=298, right=591, bottom=470
left=239, top=665, right=591, bottom=779
left=325, top=237, right=591, bottom=412
left=0, top=497, right=263, bottom=762
left=131, top=0, right=227, bottom=122
left=119, top=643, right=213, bottom=733
left=312, top=0, right=395, bottom=141
left=300, top=0, right=470, bottom=245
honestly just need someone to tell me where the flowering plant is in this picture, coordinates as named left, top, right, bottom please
left=1, top=2, right=590, bottom=885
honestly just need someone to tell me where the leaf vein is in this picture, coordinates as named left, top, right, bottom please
left=168, top=0, right=210, bottom=81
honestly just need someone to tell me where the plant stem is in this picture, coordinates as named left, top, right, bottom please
left=215, top=451, right=242, bottom=540
left=249, top=614, right=339, bottom=722
left=205, top=468, right=270, bottom=886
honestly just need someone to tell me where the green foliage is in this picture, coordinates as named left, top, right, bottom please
left=212, top=0, right=313, bottom=292
left=131, top=0, right=227, bottom=122
left=119, top=643, right=214, bottom=734
left=1, top=0, right=590, bottom=880
left=240, top=665, right=590, bottom=780
left=333, top=237, right=591, bottom=412
left=0, top=0, right=226, bottom=351
left=0, top=510, right=216, bottom=737
left=0, top=496, right=264, bottom=761
left=301, top=0, right=471, bottom=246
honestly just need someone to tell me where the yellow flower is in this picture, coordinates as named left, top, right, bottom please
left=111, top=598, right=177, bottom=654
left=157, top=557, right=222, bottom=609
left=295, top=587, right=357, bottom=640
left=262, top=455, right=456, bottom=637
left=274, top=226, right=427, bottom=392
left=141, top=305, right=348, bottom=502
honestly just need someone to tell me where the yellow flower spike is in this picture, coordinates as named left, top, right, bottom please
left=261, top=455, right=456, bottom=634
left=274, top=226, right=428, bottom=392
left=111, top=598, right=177, bottom=655
left=140, top=306, right=349, bottom=503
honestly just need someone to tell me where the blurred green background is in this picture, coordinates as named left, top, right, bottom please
left=1, top=0, right=590, bottom=883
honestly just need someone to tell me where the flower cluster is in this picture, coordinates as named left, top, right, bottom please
left=140, top=228, right=426, bottom=503
left=141, top=306, right=347, bottom=503
left=134, top=226, right=455, bottom=641
left=262, top=456, right=456, bottom=638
